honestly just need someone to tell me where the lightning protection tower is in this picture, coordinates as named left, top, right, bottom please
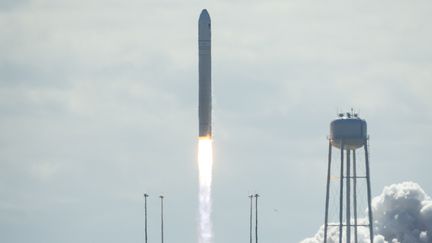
left=323, top=111, right=374, bottom=243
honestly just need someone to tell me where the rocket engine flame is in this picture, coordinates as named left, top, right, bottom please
left=198, top=137, right=213, bottom=243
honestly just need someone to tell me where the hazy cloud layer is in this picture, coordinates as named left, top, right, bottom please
left=301, top=182, right=432, bottom=243
left=0, top=0, right=431, bottom=242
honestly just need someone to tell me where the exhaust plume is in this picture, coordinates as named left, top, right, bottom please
left=301, top=181, right=432, bottom=243
left=198, top=137, right=213, bottom=243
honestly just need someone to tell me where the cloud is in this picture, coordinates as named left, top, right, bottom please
left=301, top=182, right=432, bottom=243
left=0, top=0, right=28, bottom=11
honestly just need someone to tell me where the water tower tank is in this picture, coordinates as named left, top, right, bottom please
left=330, top=113, right=367, bottom=149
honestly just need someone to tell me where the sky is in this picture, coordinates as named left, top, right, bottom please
left=0, top=0, right=431, bottom=243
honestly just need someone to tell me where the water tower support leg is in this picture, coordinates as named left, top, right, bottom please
left=339, top=142, right=344, bottom=243
left=353, top=150, right=358, bottom=243
left=346, top=150, right=351, bottom=243
left=364, top=141, right=374, bottom=242
left=324, top=141, right=332, bottom=243
left=249, top=195, right=253, bottom=243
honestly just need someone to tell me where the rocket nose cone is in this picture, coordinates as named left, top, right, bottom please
left=198, top=9, right=211, bottom=41
left=199, top=9, right=211, bottom=23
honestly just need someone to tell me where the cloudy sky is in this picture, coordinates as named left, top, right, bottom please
left=1, top=0, right=431, bottom=242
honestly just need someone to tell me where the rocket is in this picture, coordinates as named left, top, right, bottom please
left=198, top=9, right=212, bottom=138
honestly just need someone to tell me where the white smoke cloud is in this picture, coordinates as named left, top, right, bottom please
left=301, top=182, right=432, bottom=243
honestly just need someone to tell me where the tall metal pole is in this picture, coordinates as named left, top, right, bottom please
left=160, top=195, right=164, bottom=243
left=339, top=142, right=344, bottom=243
left=353, top=150, right=358, bottom=243
left=324, top=141, right=332, bottom=243
left=346, top=150, right=351, bottom=243
left=364, top=140, right=374, bottom=243
left=255, top=194, right=259, bottom=243
left=249, top=195, right=253, bottom=243
left=144, top=193, right=149, bottom=243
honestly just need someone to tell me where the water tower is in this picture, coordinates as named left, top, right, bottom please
left=323, top=111, right=374, bottom=243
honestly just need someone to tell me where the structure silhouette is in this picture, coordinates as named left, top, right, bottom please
left=323, top=111, right=374, bottom=243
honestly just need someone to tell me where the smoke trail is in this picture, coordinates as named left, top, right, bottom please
left=301, top=181, right=432, bottom=243
left=198, top=138, right=213, bottom=243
